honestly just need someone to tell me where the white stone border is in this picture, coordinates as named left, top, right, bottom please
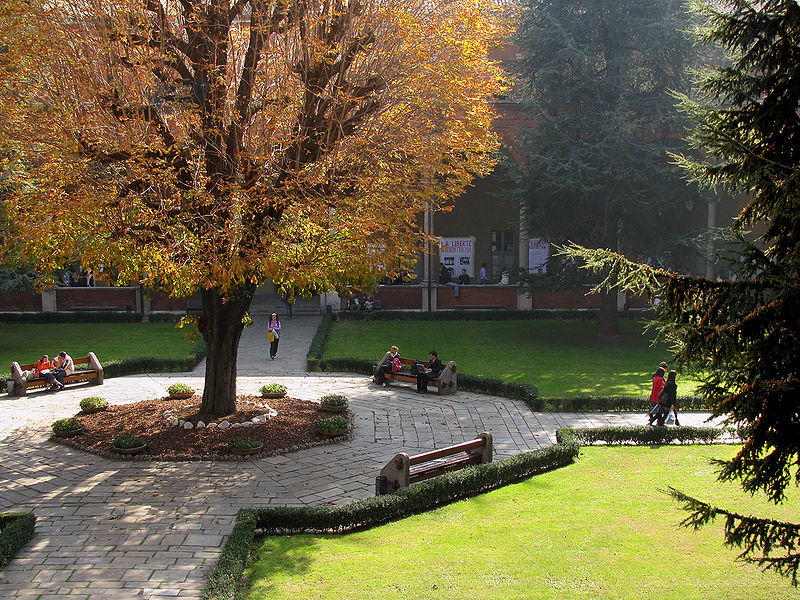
left=163, top=398, right=278, bottom=431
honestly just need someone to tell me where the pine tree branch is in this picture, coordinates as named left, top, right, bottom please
left=666, top=487, right=800, bottom=585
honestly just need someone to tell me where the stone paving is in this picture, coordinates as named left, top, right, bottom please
left=0, top=315, right=720, bottom=598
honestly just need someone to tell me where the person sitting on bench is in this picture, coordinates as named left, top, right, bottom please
left=376, top=345, right=401, bottom=385
left=416, top=350, right=443, bottom=393
left=52, top=351, right=74, bottom=390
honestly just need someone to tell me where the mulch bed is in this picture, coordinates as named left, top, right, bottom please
left=52, top=395, right=345, bottom=460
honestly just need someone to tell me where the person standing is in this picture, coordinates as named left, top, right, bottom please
left=267, top=313, right=281, bottom=360
left=281, top=289, right=294, bottom=319
left=417, top=350, right=444, bottom=393
left=658, top=370, right=680, bottom=426
left=648, top=366, right=666, bottom=425
left=479, top=263, right=489, bottom=284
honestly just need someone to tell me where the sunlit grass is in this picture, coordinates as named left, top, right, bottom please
left=323, top=319, right=702, bottom=398
left=0, top=322, right=197, bottom=374
left=245, top=446, right=798, bottom=600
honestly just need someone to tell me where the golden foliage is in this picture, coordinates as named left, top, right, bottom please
left=2, top=0, right=512, bottom=297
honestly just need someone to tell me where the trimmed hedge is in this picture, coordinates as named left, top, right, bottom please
left=0, top=312, right=182, bottom=323
left=0, top=513, right=36, bottom=569
left=306, top=313, right=334, bottom=370
left=336, top=309, right=606, bottom=322
left=537, top=395, right=711, bottom=412
left=573, top=425, right=731, bottom=445
left=201, top=431, right=579, bottom=600
left=93, top=340, right=206, bottom=378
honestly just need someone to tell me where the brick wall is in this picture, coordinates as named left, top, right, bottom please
left=56, top=287, right=138, bottom=311
left=149, top=291, right=197, bottom=312
left=375, top=286, right=422, bottom=310
left=0, top=291, right=42, bottom=312
left=437, top=285, right=517, bottom=309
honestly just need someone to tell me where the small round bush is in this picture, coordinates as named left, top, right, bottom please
left=320, top=394, right=348, bottom=407
left=112, top=434, right=147, bottom=449
left=79, top=396, right=108, bottom=412
left=260, top=383, right=287, bottom=396
left=314, top=415, right=348, bottom=434
left=51, top=418, right=83, bottom=434
left=228, top=436, right=262, bottom=450
left=167, top=383, right=194, bottom=395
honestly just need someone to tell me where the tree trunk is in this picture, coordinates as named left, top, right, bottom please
left=198, top=285, right=255, bottom=416
left=597, top=286, right=620, bottom=338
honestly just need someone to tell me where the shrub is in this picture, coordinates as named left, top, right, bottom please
left=572, top=425, right=729, bottom=445
left=51, top=417, right=83, bottom=434
left=306, top=313, right=334, bottom=370
left=79, top=396, right=108, bottom=412
left=259, top=383, right=287, bottom=396
left=0, top=513, right=36, bottom=570
left=314, top=415, right=348, bottom=433
left=112, top=434, right=147, bottom=449
left=320, top=394, right=349, bottom=407
left=167, top=383, right=194, bottom=395
left=228, top=436, right=262, bottom=450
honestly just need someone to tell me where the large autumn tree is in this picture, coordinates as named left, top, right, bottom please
left=513, top=0, right=703, bottom=336
left=563, top=0, right=800, bottom=582
left=1, top=0, right=508, bottom=414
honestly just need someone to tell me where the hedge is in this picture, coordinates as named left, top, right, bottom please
left=201, top=430, right=579, bottom=600
left=335, top=309, right=611, bottom=322
left=0, top=312, right=182, bottom=323
left=572, top=425, right=732, bottom=445
left=0, top=513, right=36, bottom=570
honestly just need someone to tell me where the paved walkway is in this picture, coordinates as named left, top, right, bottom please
left=0, top=315, right=719, bottom=599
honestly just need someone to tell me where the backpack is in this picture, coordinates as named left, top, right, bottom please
left=391, top=357, right=402, bottom=372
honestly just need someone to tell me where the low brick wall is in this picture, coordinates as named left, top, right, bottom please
left=0, top=291, right=42, bottom=312
left=437, top=285, right=517, bottom=309
left=56, top=287, right=138, bottom=311
left=374, top=286, right=422, bottom=310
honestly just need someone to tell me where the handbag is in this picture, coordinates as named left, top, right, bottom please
left=268, top=331, right=275, bottom=343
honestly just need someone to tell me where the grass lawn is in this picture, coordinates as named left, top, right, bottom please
left=0, top=322, right=197, bottom=376
left=245, top=445, right=799, bottom=600
left=323, top=319, right=701, bottom=398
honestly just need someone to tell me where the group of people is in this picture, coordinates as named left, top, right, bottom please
left=375, top=346, right=443, bottom=393
left=25, top=351, right=75, bottom=391
left=344, top=294, right=377, bottom=311
left=649, top=361, right=680, bottom=426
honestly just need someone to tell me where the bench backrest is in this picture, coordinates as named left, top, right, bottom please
left=17, top=356, right=92, bottom=371
left=378, top=432, right=492, bottom=492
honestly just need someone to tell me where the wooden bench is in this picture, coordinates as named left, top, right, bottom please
left=373, top=354, right=457, bottom=394
left=10, top=352, right=104, bottom=396
left=376, top=432, right=493, bottom=494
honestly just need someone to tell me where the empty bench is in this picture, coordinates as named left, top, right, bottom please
left=376, top=432, right=493, bottom=494
left=10, top=352, right=104, bottom=396
left=372, top=354, right=458, bottom=395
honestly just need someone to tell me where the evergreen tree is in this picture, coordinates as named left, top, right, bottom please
left=513, top=0, right=703, bottom=335
left=563, top=0, right=800, bottom=582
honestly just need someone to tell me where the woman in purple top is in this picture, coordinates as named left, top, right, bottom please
left=268, top=313, right=281, bottom=359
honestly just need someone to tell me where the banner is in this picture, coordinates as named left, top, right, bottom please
left=528, top=238, right=549, bottom=274
left=439, top=237, right=474, bottom=278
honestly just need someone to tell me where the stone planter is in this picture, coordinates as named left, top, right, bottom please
left=315, top=426, right=348, bottom=438
left=169, top=392, right=194, bottom=400
left=230, top=443, right=264, bottom=456
left=112, top=443, right=148, bottom=455
left=81, top=407, right=107, bottom=414
left=53, top=425, right=85, bottom=438
left=261, top=392, right=286, bottom=400
left=320, top=404, right=347, bottom=413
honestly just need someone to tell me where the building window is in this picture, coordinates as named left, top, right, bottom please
left=491, top=230, right=515, bottom=278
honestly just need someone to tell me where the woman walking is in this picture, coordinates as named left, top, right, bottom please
left=267, top=313, right=281, bottom=359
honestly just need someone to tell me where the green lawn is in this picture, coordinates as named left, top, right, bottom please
left=245, top=445, right=799, bottom=600
left=0, top=322, right=197, bottom=374
left=323, top=319, right=700, bottom=398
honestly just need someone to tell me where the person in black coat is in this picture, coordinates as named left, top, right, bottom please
left=417, top=350, right=444, bottom=393
left=657, top=370, right=680, bottom=426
